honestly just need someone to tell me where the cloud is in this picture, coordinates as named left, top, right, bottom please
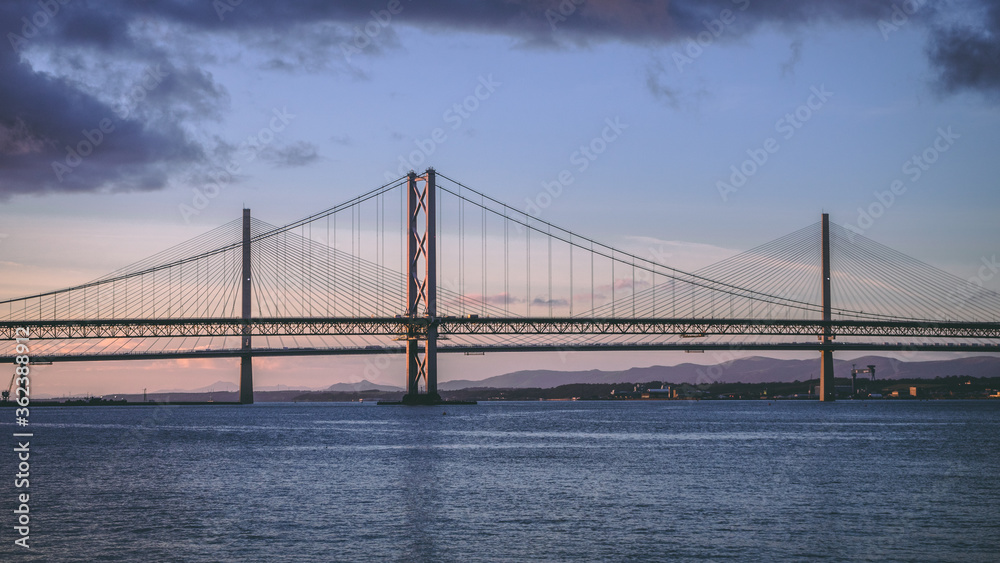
left=245, top=22, right=376, bottom=74
left=645, top=57, right=710, bottom=109
left=330, top=135, right=352, bottom=146
left=1, top=0, right=997, bottom=200
left=484, top=292, right=525, bottom=306
left=927, top=2, right=1000, bottom=95
left=645, top=58, right=682, bottom=108
left=781, top=38, right=803, bottom=77
left=0, top=50, right=208, bottom=198
left=259, top=141, right=320, bottom=168
left=595, top=278, right=652, bottom=294
left=453, top=292, right=526, bottom=307
left=0, top=3, right=226, bottom=199
left=532, top=297, right=569, bottom=307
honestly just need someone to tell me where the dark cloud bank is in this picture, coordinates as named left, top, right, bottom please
left=1, top=0, right=996, bottom=199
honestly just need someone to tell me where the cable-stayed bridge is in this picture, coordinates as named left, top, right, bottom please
left=3, top=169, right=999, bottom=403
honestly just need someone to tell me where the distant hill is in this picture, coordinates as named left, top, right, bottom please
left=325, top=380, right=404, bottom=392
left=152, top=380, right=239, bottom=394
left=438, top=356, right=1000, bottom=390
left=142, top=379, right=398, bottom=395
left=149, top=380, right=405, bottom=394
left=131, top=357, right=1000, bottom=396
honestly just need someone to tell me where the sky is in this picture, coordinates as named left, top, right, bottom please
left=1, top=0, right=999, bottom=396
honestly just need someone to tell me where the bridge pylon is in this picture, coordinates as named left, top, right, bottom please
left=240, top=208, right=253, bottom=405
left=819, top=213, right=835, bottom=402
left=401, top=169, right=441, bottom=405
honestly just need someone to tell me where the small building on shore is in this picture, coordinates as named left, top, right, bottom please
left=642, top=388, right=672, bottom=400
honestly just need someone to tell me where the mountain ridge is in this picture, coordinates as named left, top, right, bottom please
left=139, top=356, right=1000, bottom=394
left=437, top=355, right=1000, bottom=390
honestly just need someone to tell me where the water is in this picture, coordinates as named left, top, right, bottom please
left=2, top=400, right=999, bottom=562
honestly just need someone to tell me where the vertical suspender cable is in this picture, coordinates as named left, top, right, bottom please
left=460, top=193, right=465, bottom=315
left=632, top=260, right=636, bottom=318
left=526, top=226, right=531, bottom=317
left=611, top=253, right=615, bottom=317
left=482, top=196, right=487, bottom=317
left=333, top=212, right=338, bottom=316
left=590, top=241, right=594, bottom=314
left=505, top=208, right=509, bottom=317
left=326, top=215, right=330, bottom=316
left=548, top=230, right=552, bottom=317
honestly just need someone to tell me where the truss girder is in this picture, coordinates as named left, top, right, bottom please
left=3, top=317, right=999, bottom=342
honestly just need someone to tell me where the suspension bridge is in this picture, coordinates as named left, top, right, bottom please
left=3, top=169, right=999, bottom=404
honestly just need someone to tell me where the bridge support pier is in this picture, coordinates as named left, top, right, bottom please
left=819, top=213, right=835, bottom=402
left=401, top=169, right=442, bottom=405
left=820, top=349, right=834, bottom=402
left=240, top=354, right=253, bottom=404
left=239, top=208, right=254, bottom=405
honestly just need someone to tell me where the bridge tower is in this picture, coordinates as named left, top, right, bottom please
left=819, top=213, right=835, bottom=402
left=239, top=208, right=254, bottom=404
left=401, top=169, right=441, bottom=405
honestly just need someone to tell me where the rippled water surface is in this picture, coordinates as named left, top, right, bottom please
left=2, top=400, right=999, bottom=561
